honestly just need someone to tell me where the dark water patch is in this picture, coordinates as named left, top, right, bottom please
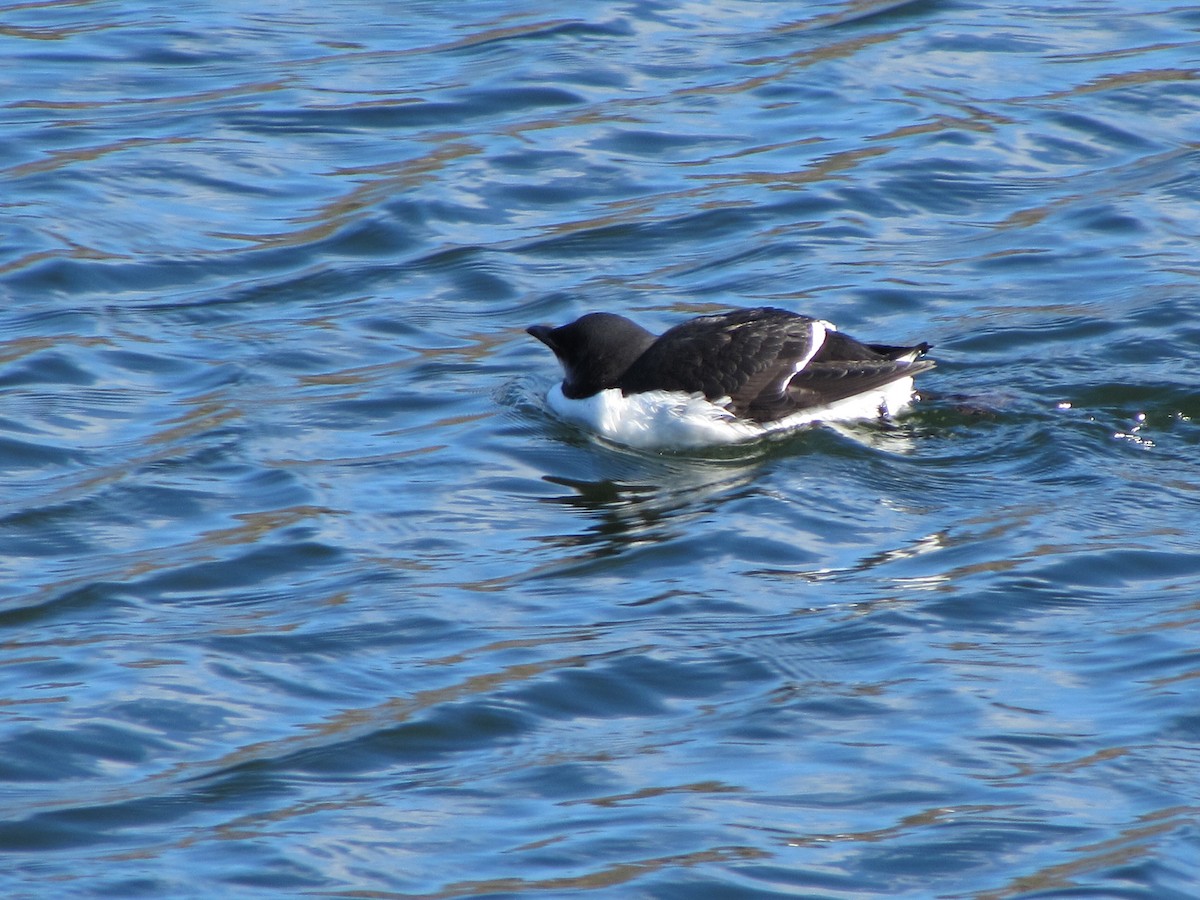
left=1045, top=110, right=1159, bottom=154
left=430, top=15, right=636, bottom=56
left=228, top=87, right=585, bottom=137
left=1025, top=548, right=1200, bottom=593
left=0, top=578, right=142, bottom=626
left=0, top=348, right=96, bottom=388
left=129, top=541, right=343, bottom=602
left=0, top=434, right=90, bottom=472
left=793, top=0, right=944, bottom=34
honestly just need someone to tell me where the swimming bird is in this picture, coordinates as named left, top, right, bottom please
left=526, top=306, right=934, bottom=449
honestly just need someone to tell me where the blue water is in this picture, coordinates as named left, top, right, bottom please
left=3, top=1, right=1199, bottom=896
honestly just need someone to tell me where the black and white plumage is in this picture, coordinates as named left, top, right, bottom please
left=526, top=307, right=934, bottom=449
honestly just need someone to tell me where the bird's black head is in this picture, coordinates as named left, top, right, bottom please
left=526, top=312, right=657, bottom=398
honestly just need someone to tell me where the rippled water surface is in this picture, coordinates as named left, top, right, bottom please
left=3, top=1, right=1200, bottom=896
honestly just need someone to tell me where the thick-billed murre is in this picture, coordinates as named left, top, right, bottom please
left=527, top=306, right=934, bottom=449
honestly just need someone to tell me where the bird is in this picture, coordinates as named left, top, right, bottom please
left=526, top=306, right=934, bottom=449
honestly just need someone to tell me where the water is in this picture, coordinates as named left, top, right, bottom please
left=2, top=1, right=1199, bottom=896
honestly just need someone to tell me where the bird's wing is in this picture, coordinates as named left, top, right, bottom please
left=772, top=332, right=935, bottom=418
left=616, top=308, right=824, bottom=417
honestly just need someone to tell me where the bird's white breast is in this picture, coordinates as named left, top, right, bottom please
left=545, top=377, right=916, bottom=450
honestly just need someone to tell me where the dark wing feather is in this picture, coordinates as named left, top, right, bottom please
left=776, top=332, right=935, bottom=416
left=615, top=308, right=820, bottom=418
left=618, top=309, right=934, bottom=423
left=782, top=357, right=935, bottom=411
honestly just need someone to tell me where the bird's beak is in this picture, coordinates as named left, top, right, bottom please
left=526, top=324, right=556, bottom=349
